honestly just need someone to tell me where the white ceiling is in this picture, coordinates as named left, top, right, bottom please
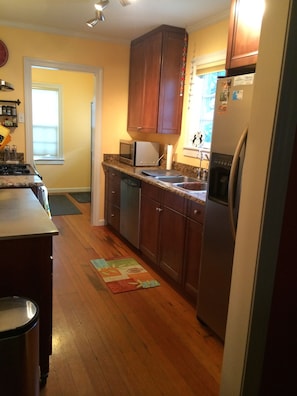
left=0, top=0, right=231, bottom=43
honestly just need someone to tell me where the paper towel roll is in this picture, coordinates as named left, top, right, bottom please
left=166, top=145, right=173, bottom=170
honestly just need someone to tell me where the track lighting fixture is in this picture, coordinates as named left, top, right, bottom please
left=94, top=0, right=109, bottom=11
left=86, top=1, right=109, bottom=27
left=86, top=0, right=132, bottom=28
left=119, top=0, right=132, bottom=5
left=86, top=10, right=105, bottom=28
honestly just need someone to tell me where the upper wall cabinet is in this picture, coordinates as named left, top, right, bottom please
left=225, top=0, right=264, bottom=76
left=127, top=25, right=188, bottom=135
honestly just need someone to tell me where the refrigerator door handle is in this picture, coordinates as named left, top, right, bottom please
left=228, top=126, right=248, bottom=240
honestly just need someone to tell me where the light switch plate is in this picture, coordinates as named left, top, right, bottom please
left=18, top=113, right=24, bottom=123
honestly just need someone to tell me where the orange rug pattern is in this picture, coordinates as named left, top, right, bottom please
left=90, top=257, right=160, bottom=294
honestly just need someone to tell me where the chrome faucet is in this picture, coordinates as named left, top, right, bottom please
left=197, top=150, right=210, bottom=180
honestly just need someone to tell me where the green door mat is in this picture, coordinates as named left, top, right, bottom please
left=49, top=195, right=81, bottom=216
left=69, top=192, right=91, bottom=203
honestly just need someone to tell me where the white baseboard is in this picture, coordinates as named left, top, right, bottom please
left=48, top=187, right=91, bottom=194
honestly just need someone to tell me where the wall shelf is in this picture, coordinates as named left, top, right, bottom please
left=0, top=99, right=21, bottom=128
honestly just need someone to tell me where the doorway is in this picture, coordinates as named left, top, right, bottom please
left=24, top=58, right=103, bottom=225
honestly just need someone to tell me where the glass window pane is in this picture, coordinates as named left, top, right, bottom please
left=32, top=85, right=62, bottom=160
left=186, top=68, right=224, bottom=150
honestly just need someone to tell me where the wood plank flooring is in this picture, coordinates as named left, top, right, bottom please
left=40, top=194, right=223, bottom=396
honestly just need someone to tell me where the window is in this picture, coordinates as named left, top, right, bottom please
left=184, top=51, right=225, bottom=156
left=32, top=83, right=63, bottom=163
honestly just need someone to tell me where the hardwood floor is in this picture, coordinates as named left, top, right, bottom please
left=40, top=194, right=223, bottom=396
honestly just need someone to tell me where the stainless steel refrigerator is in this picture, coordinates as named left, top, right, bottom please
left=197, top=73, right=255, bottom=341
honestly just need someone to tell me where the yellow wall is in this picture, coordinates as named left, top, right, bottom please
left=0, top=21, right=229, bottom=218
left=0, top=26, right=131, bottom=157
left=31, top=68, right=94, bottom=190
left=0, top=22, right=229, bottom=164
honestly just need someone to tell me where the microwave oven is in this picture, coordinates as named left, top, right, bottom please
left=119, top=140, right=160, bottom=167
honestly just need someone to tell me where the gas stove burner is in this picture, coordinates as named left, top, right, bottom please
left=0, top=163, right=36, bottom=176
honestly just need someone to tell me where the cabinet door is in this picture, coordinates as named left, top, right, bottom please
left=127, top=33, right=162, bottom=133
left=127, top=40, right=146, bottom=130
left=184, top=218, right=203, bottom=302
left=140, top=182, right=163, bottom=264
left=158, top=30, right=185, bottom=134
left=159, top=191, right=186, bottom=283
left=139, top=193, right=161, bottom=264
left=141, top=32, right=162, bottom=132
left=184, top=200, right=205, bottom=302
left=226, top=0, right=263, bottom=75
left=159, top=205, right=186, bottom=283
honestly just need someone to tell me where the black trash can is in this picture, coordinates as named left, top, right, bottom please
left=0, top=296, right=40, bottom=396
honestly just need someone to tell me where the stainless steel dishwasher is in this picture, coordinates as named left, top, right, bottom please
left=120, top=174, right=141, bottom=248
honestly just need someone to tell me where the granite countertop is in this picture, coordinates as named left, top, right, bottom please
left=0, top=174, right=44, bottom=189
left=102, top=159, right=207, bottom=204
left=0, top=188, right=58, bottom=240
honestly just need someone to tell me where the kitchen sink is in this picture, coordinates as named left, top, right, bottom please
left=173, top=181, right=208, bottom=191
left=154, top=175, right=198, bottom=183
left=145, top=173, right=208, bottom=195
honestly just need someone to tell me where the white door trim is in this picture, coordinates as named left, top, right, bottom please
left=24, top=57, right=103, bottom=225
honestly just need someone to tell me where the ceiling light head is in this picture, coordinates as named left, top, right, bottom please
left=86, top=18, right=99, bottom=28
left=119, top=0, right=132, bottom=6
left=94, top=0, right=109, bottom=11
left=96, top=10, right=105, bottom=22
left=86, top=9, right=105, bottom=28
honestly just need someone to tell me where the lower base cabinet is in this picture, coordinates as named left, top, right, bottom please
left=103, top=171, right=205, bottom=304
left=183, top=200, right=204, bottom=302
left=0, top=236, right=53, bottom=385
left=159, top=190, right=187, bottom=284
left=140, top=181, right=204, bottom=303
left=139, top=182, right=162, bottom=264
left=104, top=167, right=121, bottom=232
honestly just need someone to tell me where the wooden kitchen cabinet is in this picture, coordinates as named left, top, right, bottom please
left=140, top=182, right=187, bottom=285
left=225, top=0, right=263, bottom=76
left=183, top=200, right=205, bottom=303
left=0, top=237, right=53, bottom=385
left=127, top=25, right=187, bottom=135
left=140, top=182, right=164, bottom=264
left=0, top=188, right=58, bottom=386
left=159, top=190, right=187, bottom=284
left=104, top=168, right=121, bottom=232
left=104, top=169, right=206, bottom=304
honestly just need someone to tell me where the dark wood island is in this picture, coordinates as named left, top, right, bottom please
left=0, top=188, right=58, bottom=385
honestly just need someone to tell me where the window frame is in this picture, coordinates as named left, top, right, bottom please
left=32, top=82, right=64, bottom=165
left=183, top=50, right=226, bottom=158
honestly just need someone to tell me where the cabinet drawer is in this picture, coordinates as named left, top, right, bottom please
left=187, top=200, right=205, bottom=223
left=108, top=185, right=120, bottom=206
left=164, top=190, right=186, bottom=214
left=109, top=169, right=121, bottom=187
left=141, top=181, right=164, bottom=202
left=108, top=170, right=121, bottom=206
left=107, top=204, right=120, bottom=231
